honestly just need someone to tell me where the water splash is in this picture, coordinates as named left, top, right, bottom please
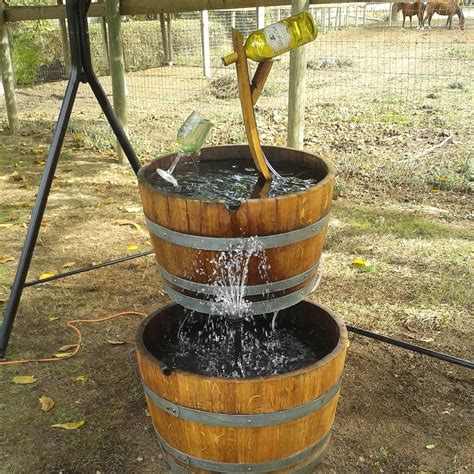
left=208, top=236, right=268, bottom=320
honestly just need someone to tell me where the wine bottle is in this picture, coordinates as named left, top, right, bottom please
left=222, top=12, right=317, bottom=66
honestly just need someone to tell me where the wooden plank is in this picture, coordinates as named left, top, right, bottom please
left=250, top=60, right=273, bottom=105
left=232, top=28, right=271, bottom=181
left=106, top=0, right=128, bottom=164
left=4, top=0, right=406, bottom=23
left=0, top=0, right=19, bottom=133
left=287, top=0, right=309, bottom=149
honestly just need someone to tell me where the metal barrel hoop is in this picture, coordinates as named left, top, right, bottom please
left=145, top=214, right=330, bottom=251
left=155, top=428, right=332, bottom=473
left=142, top=378, right=342, bottom=428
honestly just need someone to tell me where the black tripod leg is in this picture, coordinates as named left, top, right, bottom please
left=77, top=1, right=141, bottom=174
left=0, top=73, right=80, bottom=359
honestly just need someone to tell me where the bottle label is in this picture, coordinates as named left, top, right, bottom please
left=263, top=23, right=291, bottom=54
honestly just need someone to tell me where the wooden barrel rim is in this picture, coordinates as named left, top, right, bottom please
left=136, top=300, right=348, bottom=385
left=137, top=144, right=336, bottom=205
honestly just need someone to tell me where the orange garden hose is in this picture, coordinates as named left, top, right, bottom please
left=0, top=311, right=146, bottom=366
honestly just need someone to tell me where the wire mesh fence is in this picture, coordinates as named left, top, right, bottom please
left=1, top=3, right=473, bottom=156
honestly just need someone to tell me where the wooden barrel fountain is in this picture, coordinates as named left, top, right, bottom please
left=137, top=145, right=335, bottom=317
left=136, top=300, right=347, bottom=473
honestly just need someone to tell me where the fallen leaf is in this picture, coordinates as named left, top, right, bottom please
left=39, top=272, right=57, bottom=280
left=10, top=171, right=24, bottom=182
left=62, top=261, right=76, bottom=269
left=145, top=408, right=151, bottom=417
left=54, top=352, right=74, bottom=358
left=0, top=255, right=14, bottom=264
left=352, top=258, right=367, bottom=267
left=118, top=206, right=141, bottom=213
left=12, top=375, right=37, bottom=384
left=35, top=159, right=46, bottom=166
left=0, top=223, right=14, bottom=228
left=127, top=244, right=139, bottom=250
left=75, top=375, right=88, bottom=384
left=39, top=395, right=55, bottom=412
left=31, top=146, right=46, bottom=156
left=48, top=316, right=60, bottom=321
left=74, top=132, right=84, bottom=142
left=103, top=197, right=115, bottom=204
left=113, top=219, right=142, bottom=232
left=50, top=420, right=85, bottom=430
left=105, top=338, right=126, bottom=345
left=18, top=201, right=35, bottom=208
left=58, top=344, right=78, bottom=352
left=425, top=444, right=436, bottom=450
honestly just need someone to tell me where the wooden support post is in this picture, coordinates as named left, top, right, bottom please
left=231, top=29, right=271, bottom=181
left=200, top=10, right=211, bottom=78
left=106, top=0, right=128, bottom=164
left=287, top=0, right=308, bottom=149
left=166, top=13, right=173, bottom=64
left=159, top=13, right=169, bottom=64
left=230, top=10, right=236, bottom=28
left=256, top=6, right=265, bottom=29
left=0, top=0, right=19, bottom=133
left=391, top=3, right=399, bottom=24
left=101, top=16, right=110, bottom=73
left=57, top=0, right=71, bottom=76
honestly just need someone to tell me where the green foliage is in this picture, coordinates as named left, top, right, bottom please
left=11, top=31, right=41, bottom=85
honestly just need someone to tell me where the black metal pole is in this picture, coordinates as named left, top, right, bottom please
left=347, top=325, right=474, bottom=370
left=0, top=76, right=80, bottom=359
left=24, top=250, right=154, bottom=287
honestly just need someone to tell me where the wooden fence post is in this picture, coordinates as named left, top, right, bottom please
left=287, top=0, right=309, bottom=149
left=0, top=0, right=19, bottom=133
left=106, top=0, right=128, bottom=164
left=159, top=13, right=170, bottom=65
left=166, top=13, right=173, bottom=64
left=57, top=0, right=71, bottom=77
left=363, top=5, right=367, bottom=27
left=100, top=16, right=110, bottom=73
left=200, top=10, right=211, bottom=78
left=355, top=6, right=359, bottom=27
left=391, top=3, right=399, bottom=24
left=256, top=6, right=265, bottom=29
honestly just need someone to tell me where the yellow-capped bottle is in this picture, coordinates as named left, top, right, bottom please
left=222, top=12, right=317, bottom=66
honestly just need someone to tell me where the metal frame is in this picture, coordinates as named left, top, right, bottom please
left=0, top=0, right=141, bottom=359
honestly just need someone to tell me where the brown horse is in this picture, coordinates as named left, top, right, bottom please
left=424, top=0, right=466, bottom=29
left=397, top=0, right=426, bottom=29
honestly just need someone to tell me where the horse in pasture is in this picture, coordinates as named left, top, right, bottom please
left=424, top=1, right=466, bottom=29
left=397, top=0, right=426, bottom=29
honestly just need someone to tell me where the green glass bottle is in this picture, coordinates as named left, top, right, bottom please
left=223, top=12, right=317, bottom=66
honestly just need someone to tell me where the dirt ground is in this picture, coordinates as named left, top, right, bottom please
left=1, top=25, right=473, bottom=474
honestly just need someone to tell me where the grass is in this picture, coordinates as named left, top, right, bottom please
left=332, top=205, right=472, bottom=240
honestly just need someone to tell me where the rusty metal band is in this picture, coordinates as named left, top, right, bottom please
left=155, top=428, right=331, bottom=472
left=145, top=214, right=329, bottom=251
left=156, top=260, right=320, bottom=297
left=142, top=378, right=341, bottom=428
left=162, top=272, right=319, bottom=316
